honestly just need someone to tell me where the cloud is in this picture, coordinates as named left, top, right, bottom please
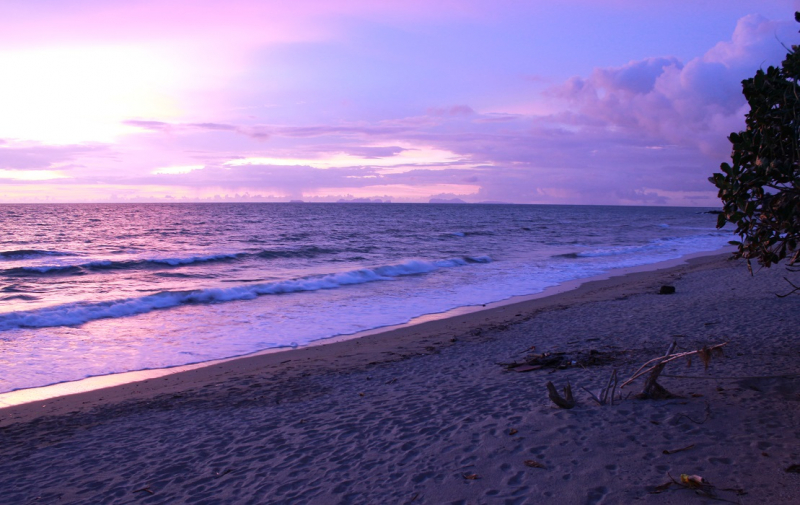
left=123, top=119, right=420, bottom=140
left=5, top=11, right=795, bottom=206
left=188, top=122, right=238, bottom=131
left=0, top=142, right=107, bottom=170
left=614, top=188, right=668, bottom=205
left=123, top=120, right=170, bottom=131
left=426, top=105, right=475, bottom=116
left=275, top=125, right=413, bottom=138
left=593, top=57, right=683, bottom=95
left=546, top=14, right=797, bottom=159
left=307, top=145, right=408, bottom=158
left=124, top=119, right=271, bottom=141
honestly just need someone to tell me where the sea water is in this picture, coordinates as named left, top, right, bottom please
left=0, top=203, right=731, bottom=392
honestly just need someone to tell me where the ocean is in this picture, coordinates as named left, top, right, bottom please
left=0, top=203, right=731, bottom=393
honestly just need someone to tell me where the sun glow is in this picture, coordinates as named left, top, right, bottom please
left=305, top=184, right=481, bottom=199
left=0, top=169, right=69, bottom=181
left=223, top=145, right=466, bottom=172
left=152, top=165, right=206, bottom=175
left=0, top=45, right=182, bottom=144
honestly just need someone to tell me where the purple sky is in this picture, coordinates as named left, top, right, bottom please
left=1, top=0, right=799, bottom=204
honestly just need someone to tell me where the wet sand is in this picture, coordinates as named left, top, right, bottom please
left=1, top=253, right=799, bottom=504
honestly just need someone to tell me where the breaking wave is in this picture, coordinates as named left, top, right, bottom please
left=2, top=247, right=337, bottom=276
left=0, top=256, right=492, bottom=331
left=0, top=249, right=76, bottom=260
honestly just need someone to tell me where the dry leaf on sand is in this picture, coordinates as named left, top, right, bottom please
left=524, top=460, right=545, bottom=469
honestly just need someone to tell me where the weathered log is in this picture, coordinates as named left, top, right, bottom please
left=621, top=342, right=727, bottom=390
left=546, top=381, right=575, bottom=409
left=639, top=341, right=677, bottom=399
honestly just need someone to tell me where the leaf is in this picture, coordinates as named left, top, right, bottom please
left=650, top=481, right=673, bottom=494
left=462, top=473, right=480, bottom=480
left=680, top=474, right=706, bottom=488
left=524, top=460, right=546, bottom=469
left=662, top=444, right=695, bottom=455
left=508, top=429, right=518, bottom=435
left=513, top=365, right=542, bottom=372
left=698, top=346, right=712, bottom=371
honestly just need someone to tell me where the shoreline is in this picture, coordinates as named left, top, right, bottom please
left=2, top=248, right=799, bottom=503
left=0, top=248, right=733, bottom=426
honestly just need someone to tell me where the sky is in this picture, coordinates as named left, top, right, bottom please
left=1, top=0, right=799, bottom=205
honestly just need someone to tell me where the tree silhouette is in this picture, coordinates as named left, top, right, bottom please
left=710, top=12, right=800, bottom=269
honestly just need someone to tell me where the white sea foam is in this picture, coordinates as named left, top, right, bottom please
left=0, top=249, right=75, bottom=260
left=0, top=256, right=491, bottom=331
left=0, top=203, right=734, bottom=393
left=562, top=233, right=729, bottom=260
left=2, top=248, right=333, bottom=276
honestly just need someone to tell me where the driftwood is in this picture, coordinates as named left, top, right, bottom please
left=777, top=276, right=800, bottom=298
left=581, top=368, right=619, bottom=405
left=546, top=381, right=575, bottom=409
left=620, top=341, right=728, bottom=399
left=502, top=349, right=619, bottom=372
left=641, top=341, right=678, bottom=399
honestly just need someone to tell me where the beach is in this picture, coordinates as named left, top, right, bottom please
left=1, top=252, right=798, bottom=504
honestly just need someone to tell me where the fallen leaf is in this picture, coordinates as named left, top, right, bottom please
left=508, top=429, right=518, bottom=435
left=524, top=460, right=545, bottom=469
left=650, top=481, right=673, bottom=494
left=680, top=474, right=705, bottom=488
left=462, top=473, right=480, bottom=480
left=662, top=444, right=695, bottom=455
left=698, top=346, right=712, bottom=371
left=513, top=365, right=542, bottom=373
left=721, top=487, right=747, bottom=496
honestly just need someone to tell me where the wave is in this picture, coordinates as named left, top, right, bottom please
left=444, top=230, right=495, bottom=238
left=0, top=256, right=492, bottom=331
left=256, top=246, right=336, bottom=259
left=551, top=252, right=581, bottom=259
left=4, top=265, right=86, bottom=276
left=1, top=246, right=337, bottom=276
left=0, top=249, right=75, bottom=260
left=552, top=233, right=731, bottom=260
left=1, top=294, right=39, bottom=302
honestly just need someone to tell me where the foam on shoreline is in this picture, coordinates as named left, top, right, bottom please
left=0, top=247, right=732, bottom=415
left=3, top=246, right=799, bottom=504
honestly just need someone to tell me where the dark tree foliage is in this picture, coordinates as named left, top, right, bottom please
left=710, top=12, right=800, bottom=268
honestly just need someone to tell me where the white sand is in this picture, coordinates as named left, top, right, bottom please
left=1, top=254, right=798, bottom=504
